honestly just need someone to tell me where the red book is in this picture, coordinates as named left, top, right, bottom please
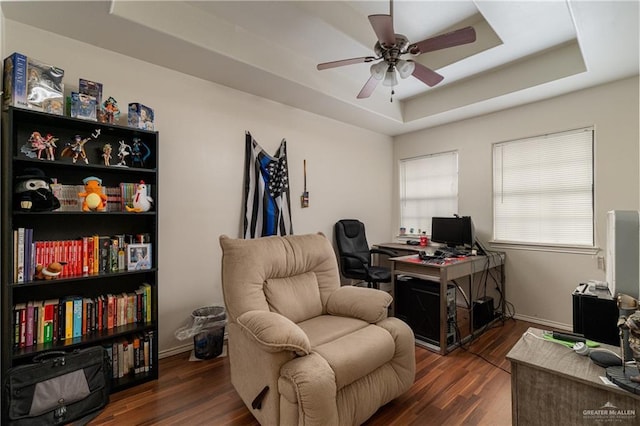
left=107, top=295, right=115, bottom=329
left=97, top=295, right=103, bottom=331
left=43, top=299, right=56, bottom=343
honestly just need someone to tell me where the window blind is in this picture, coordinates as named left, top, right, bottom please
left=492, top=127, right=594, bottom=246
left=400, top=151, right=458, bottom=235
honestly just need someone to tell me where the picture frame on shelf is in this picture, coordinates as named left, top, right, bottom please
left=127, top=243, right=152, bottom=270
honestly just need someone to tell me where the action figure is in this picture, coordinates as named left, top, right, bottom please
left=43, top=133, right=58, bottom=161
left=99, top=97, right=120, bottom=124
left=20, top=131, right=46, bottom=159
left=102, top=143, right=112, bottom=166
left=130, top=138, right=151, bottom=168
left=117, top=140, right=131, bottom=167
left=60, top=134, right=91, bottom=164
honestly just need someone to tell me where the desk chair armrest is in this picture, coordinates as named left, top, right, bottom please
left=370, top=248, right=398, bottom=258
left=326, top=286, right=392, bottom=323
left=237, top=310, right=311, bottom=356
left=340, top=252, right=370, bottom=266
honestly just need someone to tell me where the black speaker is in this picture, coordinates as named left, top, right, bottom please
left=572, top=285, right=619, bottom=346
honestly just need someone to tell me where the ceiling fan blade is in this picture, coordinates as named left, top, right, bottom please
left=410, top=26, right=476, bottom=54
left=368, top=14, right=396, bottom=47
left=411, top=62, right=444, bottom=87
left=317, top=56, right=376, bottom=70
left=357, top=75, right=381, bottom=99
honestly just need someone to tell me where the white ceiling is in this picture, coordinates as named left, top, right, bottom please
left=2, top=1, right=638, bottom=136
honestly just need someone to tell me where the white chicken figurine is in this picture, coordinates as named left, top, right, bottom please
left=126, top=180, right=153, bottom=212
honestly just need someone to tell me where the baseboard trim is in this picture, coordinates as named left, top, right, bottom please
left=159, top=343, right=193, bottom=359
left=512, top=313, right=571, bottom=331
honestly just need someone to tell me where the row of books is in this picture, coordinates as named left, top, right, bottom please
left=50, top=182, right=153, bottom=212
left=105, top=331, right=154, bottom=379
left=13, top=228, right=152, bottom=283
left=13, top=283, right=152, bottom=349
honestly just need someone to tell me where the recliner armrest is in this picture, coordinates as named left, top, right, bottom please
left=326, top=286, right=392, bottom=323
left=237, top=310, right=311, bottom=356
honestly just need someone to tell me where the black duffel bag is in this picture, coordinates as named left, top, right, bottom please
left=4, top=346, right=111, bottom=425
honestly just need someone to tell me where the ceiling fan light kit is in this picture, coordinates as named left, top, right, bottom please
left=316, top=0, right=476, bottom=100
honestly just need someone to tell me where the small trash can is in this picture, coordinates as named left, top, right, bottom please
left=192, top=306, right=226, bottom=360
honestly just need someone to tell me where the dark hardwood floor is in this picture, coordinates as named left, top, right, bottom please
left=92, top=319, right=537, bottom=425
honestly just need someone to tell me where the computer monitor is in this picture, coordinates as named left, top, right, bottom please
left=431, top=216, right=475, bottom=248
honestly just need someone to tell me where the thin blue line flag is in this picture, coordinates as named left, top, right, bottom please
left=243, top=132, right=293, bottom=238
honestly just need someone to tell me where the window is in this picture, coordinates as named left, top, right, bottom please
left=399, top=151, right=458, bottom=235
left=492, top=127, right=594, bottom=247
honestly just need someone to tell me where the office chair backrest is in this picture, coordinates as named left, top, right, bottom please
left=334, top=219, right=371, bottom=278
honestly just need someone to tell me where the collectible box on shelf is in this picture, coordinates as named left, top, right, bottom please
left=70, top=92, right=97, bottom=121
left=128, top=103, right=154, bottom=130
left=79, top=78, right=103, bottom=106
left=2, top=52, right=64, bottom=115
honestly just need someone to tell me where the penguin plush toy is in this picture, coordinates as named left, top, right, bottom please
left=14, top=168, right=61, bottom=212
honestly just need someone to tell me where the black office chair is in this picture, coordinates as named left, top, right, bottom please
left=334, top=219, right=397, bottom=289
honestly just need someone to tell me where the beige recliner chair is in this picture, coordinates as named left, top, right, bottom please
left=219, top=233, right=415, bottom=425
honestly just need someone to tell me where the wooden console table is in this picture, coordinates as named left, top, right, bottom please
left=507, top=327, right=640, bottom=425
left=388, top=250, right=505, bottom=354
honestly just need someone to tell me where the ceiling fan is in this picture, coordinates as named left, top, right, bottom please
left=316, top=0, right=476, bottom=100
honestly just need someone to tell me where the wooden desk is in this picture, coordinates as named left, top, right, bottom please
left=507, top=327, right=640, bottom=425
left=389, top=251, right=505, bottom=354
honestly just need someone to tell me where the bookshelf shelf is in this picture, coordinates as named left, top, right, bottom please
left=13, top=157, right=157, bottom=174
left=1, top=107, right=160, bottom=417
left=12, top=322, right=155, bottom=360
left=10, top=268, right=158, bottom=288
left=14, top=211, right=157, bottom=216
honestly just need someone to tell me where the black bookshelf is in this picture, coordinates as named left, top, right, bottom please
left=1, top=107, right=160, bottom=418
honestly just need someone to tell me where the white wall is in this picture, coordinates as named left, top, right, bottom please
left=394, top=76, right=640, bottom=328
left=2, top=20, right=393, bottom=355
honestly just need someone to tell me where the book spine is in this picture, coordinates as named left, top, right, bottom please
left=112, top=341, right=119, bottom=379
left=99, top=236, right=110, bottom=273
left=13, top=306, right=20, bottom=348
left=143, top=333, right=150, bottom=372
left=37, top=300, right=45, bottom=345
left=107, top=294, right=115, bottom=329
left=24, top=229, right=32, bottom=282
left=19, top=306, right=27, bottom=348
left=93, top=234, right=99, bottom=274
left=13, top=230, right=18, bottom=282
left=14, top=303, right=26, bottom=348
left=25, top=301, right=34, bottom=347
left=65, top=299, right=74, bottom=340
left=82, top=236, right=89, bottom=275
left=17, top=228, right=25, bottom=283
left=73, top=298, right=82, bottom=338
left=82, top=298, right=88, bottom=336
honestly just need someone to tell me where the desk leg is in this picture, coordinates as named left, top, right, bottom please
left=390, top=261, right=396, bottom=318
left=439, top=269, right=448, bottom=355
left=501, top=262, right=506, bottom=318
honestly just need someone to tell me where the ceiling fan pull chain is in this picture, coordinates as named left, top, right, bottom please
left=390, top=89, right=395, bottom=103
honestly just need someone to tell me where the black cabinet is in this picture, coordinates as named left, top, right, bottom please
left=1, top=107, right=159, bottom=417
